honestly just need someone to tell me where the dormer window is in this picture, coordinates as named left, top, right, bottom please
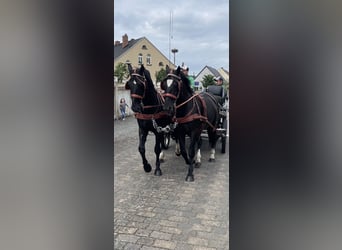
left=146, top=54, right=151, bottom=65
left=142, top=45, right=147, bottom=50
left=138, top=53, right=143, bottom=64
left=159, top=62, right=164, bottom=66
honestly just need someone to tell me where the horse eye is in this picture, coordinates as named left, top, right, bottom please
left=167, top=79, right=173, bottom=87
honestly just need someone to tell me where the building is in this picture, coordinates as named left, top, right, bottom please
left=194, top=65, right=229, bottom=91
left=217, top=67, right=229, bottom=83
left=114, top=34, right=175, bottom=84
left=114, top=34, right=175, bottom=119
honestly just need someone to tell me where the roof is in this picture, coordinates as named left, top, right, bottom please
left=114, top=37, right=143, bottom=60
left=195, top=65, right=223, bottom=79
left=220, top=67, right=229, bottom=75
left=206, top=66, right=222, bottom=77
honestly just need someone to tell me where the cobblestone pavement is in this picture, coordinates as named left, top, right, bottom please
left=114, top=116, right=229, bottom=250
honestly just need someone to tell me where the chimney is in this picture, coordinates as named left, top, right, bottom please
left=122, top=34, right=128, bottom=48
left=114, top=40, right=120, bottom=46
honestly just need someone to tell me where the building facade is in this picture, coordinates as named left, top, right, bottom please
left=114, top=34, right=175, bottom=118
left=114, top=34, right=175, bottom=84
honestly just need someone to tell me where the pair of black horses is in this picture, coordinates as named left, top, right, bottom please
left=125, top=64, right=223, bottom=182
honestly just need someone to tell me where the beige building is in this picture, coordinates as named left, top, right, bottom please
left=218, top=67, right=229, bottom=83
left=114, top=34, right=175, bottom=84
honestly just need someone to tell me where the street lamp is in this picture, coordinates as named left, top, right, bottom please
left=171, top=48, right=178, bottom=65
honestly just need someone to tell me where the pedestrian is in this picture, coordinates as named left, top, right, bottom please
left=119, top=98, right=129, bottom=120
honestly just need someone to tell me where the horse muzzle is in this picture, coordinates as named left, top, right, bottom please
left=163, top=104, right=174, bottom=116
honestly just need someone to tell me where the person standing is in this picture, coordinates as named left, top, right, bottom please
left=119, top=98, right=129, bottom=120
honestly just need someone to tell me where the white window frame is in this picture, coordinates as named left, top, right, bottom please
left=146, top=54, right=151, bottom=65
left=138, top=54, right=143, bottom=64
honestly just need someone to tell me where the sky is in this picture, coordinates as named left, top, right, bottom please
left=114, top=0, right=229, bottom=76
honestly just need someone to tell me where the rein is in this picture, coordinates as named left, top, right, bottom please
left=174, top=94, right=217, bottom=130
left=134, top=111, right=169, bottom=120
left=134, top=91, right=168, bottom=120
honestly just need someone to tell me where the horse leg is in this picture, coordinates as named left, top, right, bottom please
left=175, top=138, right=181, bottom=156
left=159, top=151, right=165, bottom=163
left=208, top=129, right=218, bottom=162
left=154, top=134, right=163, bottom=176
left=138, top=128, right=152, bottom=172
left=185, top=134, right=201, bottom=182
left=195, top=136, right=202, bottom=168
left=178, top=134, right=190, bottom=165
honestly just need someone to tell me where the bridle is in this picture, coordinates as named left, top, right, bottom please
left=129, top=73, right=147, bottom=99
left=163, top=73, right=195, bottom=110
left=128, top=70, right=165, bottom=113
left=163, top=73, right=182, bottom=101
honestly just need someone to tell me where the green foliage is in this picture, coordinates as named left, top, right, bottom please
left=201, top=74, right=216, bottom=88
left=114, top=62, right=129, bottom=83
left=155, top=68, right=167, bottom=83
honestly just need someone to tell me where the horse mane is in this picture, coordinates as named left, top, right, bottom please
left=179, top=70, right=193, bottom=95
left=142, top=66, right=157, bottom=93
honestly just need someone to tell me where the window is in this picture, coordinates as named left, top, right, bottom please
left=142, top=45, right=147, bottom=50
left=138, top=53, right=143, bottom=64
left=146, top=54, right=151, bottom=65
left=159, top=62, right=164, bottom=67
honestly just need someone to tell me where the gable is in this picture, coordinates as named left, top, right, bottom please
left=114, top=36, right=175, bottom=84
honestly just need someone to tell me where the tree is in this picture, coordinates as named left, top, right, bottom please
left=114, top=62, right=129, bottom=83
left=155, top=68, right=167, bottom=83
left=201, top=74, right=216, bottom=88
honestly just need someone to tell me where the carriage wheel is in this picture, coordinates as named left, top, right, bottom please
left=221, top=119, right=227, bottom=154
left=161, top=133, right=170, bottom=149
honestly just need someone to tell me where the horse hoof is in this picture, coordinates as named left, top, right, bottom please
left=195, top=162, right=201, bottom=168
left=160, top=158, right=165, bottom=163
left=185, top=175, right=194, bottom=182
left=154, top=169, right=162, bottom=176
left=209, top=158, right=215, bottom=162
left=175, top=152, right=181, bottom=156
left=144, top=163, right=152, bottom=173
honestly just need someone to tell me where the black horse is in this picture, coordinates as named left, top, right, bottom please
left=161, top=65, right=220, bottom=181
left=125, top=64, right=171, bottom=176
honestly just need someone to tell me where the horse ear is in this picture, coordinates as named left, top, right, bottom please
left=139, top=64, right=145, bottom=75
left=160, top=80, right=167, bottom=91
left=127, top=63, right=133, bottom=74
left=176, top=66, right=181, bottom=75
left=125, top=81, right=130, bottom=90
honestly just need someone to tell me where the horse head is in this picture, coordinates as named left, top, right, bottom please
left=161, top=65, right=192, bottom=116
left=125, top=64, right=147, bottom=113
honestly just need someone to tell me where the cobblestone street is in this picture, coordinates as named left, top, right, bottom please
left=114, top=116, right=229, bottom=250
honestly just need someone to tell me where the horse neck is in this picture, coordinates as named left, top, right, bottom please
left=142, top=87, right=162, bottom=114
left=176, top=87, right=193, bottom=105
left=175, top=89, right=195, bottom=117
